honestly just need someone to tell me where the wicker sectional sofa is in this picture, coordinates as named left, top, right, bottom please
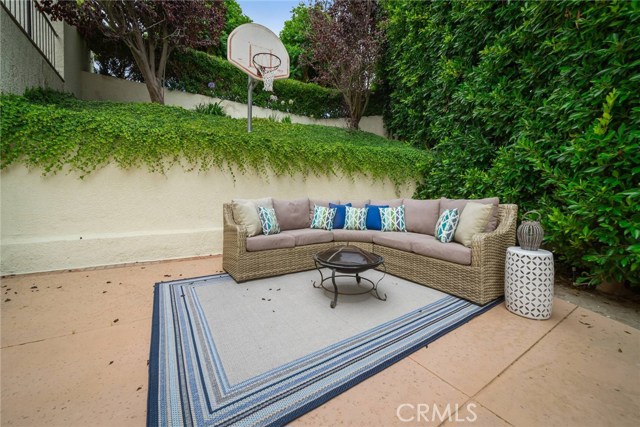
left=223, top=198, right=517, bottom=305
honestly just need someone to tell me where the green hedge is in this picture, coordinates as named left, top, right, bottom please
left=383, top=0, right=639, bottom=287
left=0, top=91, right=426, bottom=188
left=166, top=49, right=384, bottom=118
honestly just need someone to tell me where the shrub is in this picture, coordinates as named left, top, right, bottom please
left=531, top=91, right=640, bottom=287
left=385, top=0, right=639, bottom=287
left=194, top=101, right=227, bottom=116
left=165, top=49, right=384, bottom=118
left=0, top=92, right=426, bottom=189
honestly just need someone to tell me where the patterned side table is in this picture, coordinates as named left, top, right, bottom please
left=505, top=246, right=554, bottom=320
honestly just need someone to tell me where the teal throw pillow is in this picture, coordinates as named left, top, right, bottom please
left=344, top=206, right=368, bottom=230
left=380, top=205, right=407, bottom=232
left=311, top=205, right=337, bottom=230
left=258, top=206, right=281, bottom=235
left=435, top=208, right=460, bottom=243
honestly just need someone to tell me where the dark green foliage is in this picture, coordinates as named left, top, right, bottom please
left=383, top=0, right=639, bottom=286
left=0, top=93, right=426, bottom=188
left=165, top=49, right=383, bottom=118
left=211, top=0, right=252, bottom=57
left=280, top=3, right=316, bottom=82
left=530, top=90, right=640, bottom=287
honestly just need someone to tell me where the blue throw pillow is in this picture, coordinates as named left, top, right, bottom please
left=329, top=202, right=352, bottom=229
left=365, top=204, right=389, bottom=230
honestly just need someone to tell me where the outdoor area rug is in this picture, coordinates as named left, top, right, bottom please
left=147, top=269, right=500, bottom=426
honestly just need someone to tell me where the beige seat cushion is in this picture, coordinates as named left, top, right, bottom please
left=273, top=199, right=310, bottom=230
left=246, top=234, right=295, bottom=252
left=403, top=198, right=440, bottom=236
left=454, top=202, right=494, bottom=247
left=440, top=197, right=500, bottom=232
left=411, top=237, right=471, bottom=265
left=281, top=229, right=333, bottom=246
left=332, top=229, right=378, bottom=243
left=231, top=198, right=273, bottom=237
left=372, top=231, right=432, bottom=252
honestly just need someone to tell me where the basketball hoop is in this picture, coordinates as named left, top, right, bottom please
left=253, top=52, right=281, bottom=92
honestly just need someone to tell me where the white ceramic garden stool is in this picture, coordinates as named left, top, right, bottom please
left=504, top=246, right=554, bottom=320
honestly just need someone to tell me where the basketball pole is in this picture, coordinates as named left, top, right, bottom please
left=247, top=75, right=258, bottom=132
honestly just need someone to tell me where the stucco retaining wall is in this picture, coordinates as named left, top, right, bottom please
left=0, top=165, right=414, bottom=274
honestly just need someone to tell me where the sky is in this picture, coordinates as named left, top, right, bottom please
left=237, top=0, right=300, bottom=36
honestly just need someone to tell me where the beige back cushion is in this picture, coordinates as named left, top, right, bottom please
left=454, top=202, right=494, bottom=247
left=403, top=198, right=440, bottom=235
left=273, top=198, right=311, bottom=230
left=370, top=198, right=404, bottom=208
left=231, top=198, right=273, bottom=237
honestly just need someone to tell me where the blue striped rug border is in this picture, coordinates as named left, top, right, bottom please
left=147, top=274, right=502, bottom=426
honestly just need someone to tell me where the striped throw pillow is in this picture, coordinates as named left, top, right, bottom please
left=258, top=206, right=281, bottom=235
left=435, top=208, right=459, bottom=243
left=380, top=205, right=407, bottom=232
left=344, top=206, right=368, bottom=230
left=311, top=205, right=337, bottom=230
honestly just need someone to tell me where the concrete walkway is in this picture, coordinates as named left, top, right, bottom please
left=1, top=257, right=638, bottom=426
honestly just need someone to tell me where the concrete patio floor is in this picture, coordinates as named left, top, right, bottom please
left=1, top=256, right=638, bottom=427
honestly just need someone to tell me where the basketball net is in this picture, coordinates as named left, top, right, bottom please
left=260, top=68, right=277, bottom=92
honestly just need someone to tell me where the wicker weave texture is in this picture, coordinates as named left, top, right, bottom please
left=222, top=203, right=517, bottom=305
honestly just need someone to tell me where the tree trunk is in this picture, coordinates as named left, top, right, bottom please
left=125, top=31, right=166, bottom=104
left=144, top=78, right=165, bottom=104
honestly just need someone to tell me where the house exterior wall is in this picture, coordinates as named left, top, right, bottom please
left=0, top=164, right=413, bottom=274
left=0, top=6, right=63, bottom=94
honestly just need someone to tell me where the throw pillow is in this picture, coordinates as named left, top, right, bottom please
left=344, top=206, right=368, bottom=230
left=380, top=205, right=407, bottom=232
left=329, top=203, right=352, bottom=229
left=258, top=206, right=281, bottom=235
left=454, top=202, right=494, bottom=247
left=310, top=205, right=337, bottom=230
left=231, top=198, right=273, bottom=237
left=365, top=204, right=388, bottom=230
left=440, top=197, right=500, bottom=232
left=435, top=208, right=460, bottom=243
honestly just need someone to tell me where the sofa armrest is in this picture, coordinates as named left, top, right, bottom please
left=223, top=203, right=247, bottom=253
left=470, top=204, right=518, bottom=268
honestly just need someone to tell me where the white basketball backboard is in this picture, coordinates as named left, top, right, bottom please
left=227, top=23, right=290, bottom=81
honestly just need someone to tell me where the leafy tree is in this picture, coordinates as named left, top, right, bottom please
left=280, top=3, right=316, bottom=82
left=38, top=0, right=225, bottom=104
left=305, top=0, right=384, bottom=129
left=213, top=0, right=252, bottom=57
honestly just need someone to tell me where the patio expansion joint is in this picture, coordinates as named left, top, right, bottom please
left=0, top=316, right=152, bottom=349
left=444, top=305, right=579, bottom=427
left=410, top=305, right=579, bottom=427
left=467, top=305, right=578, bottom=399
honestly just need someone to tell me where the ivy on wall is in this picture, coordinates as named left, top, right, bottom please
left=382, top=0, right=639, bottom=286
left=0, top=91, right=426, bottom=188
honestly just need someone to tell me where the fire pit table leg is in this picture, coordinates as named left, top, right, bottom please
left=330, top=269, right=339, bottom=309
